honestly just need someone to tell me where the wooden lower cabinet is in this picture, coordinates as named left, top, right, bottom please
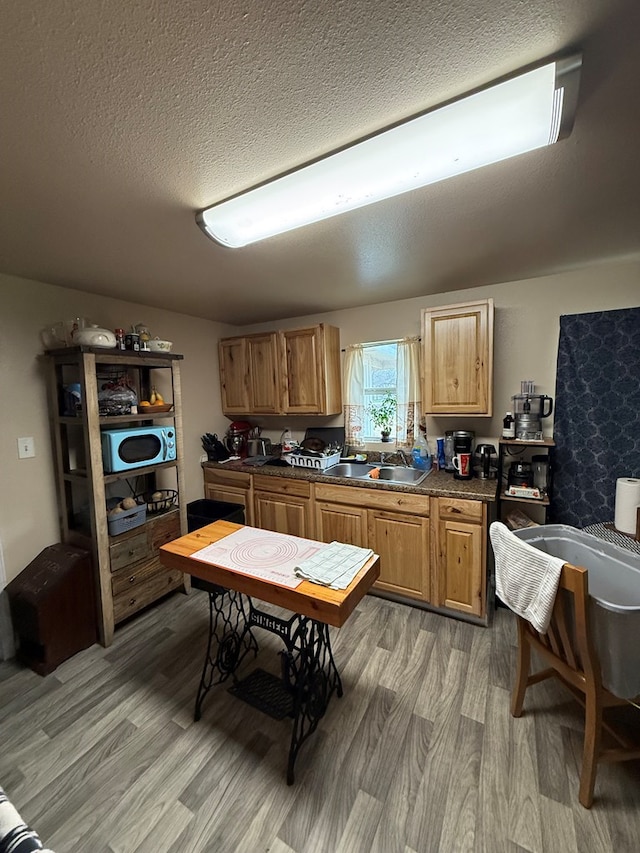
left=314, top=483, right=430, bottom=602
left=201, top=467, right=490, bottom=621
left=368, top=509, right=430, bottom=601
left=432, top=497, right=486, bottom=617
left=203, top=467, right=254, bottom=525
left=253, top=475, right=313, bottom=538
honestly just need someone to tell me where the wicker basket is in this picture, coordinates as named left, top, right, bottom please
left=137, top=489, right=178, bottom=514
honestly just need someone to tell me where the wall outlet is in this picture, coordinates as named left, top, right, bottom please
left=17, top=436, right=35, bottom=459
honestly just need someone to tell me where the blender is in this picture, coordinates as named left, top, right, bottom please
left=511, top=394, right=553, bottom=440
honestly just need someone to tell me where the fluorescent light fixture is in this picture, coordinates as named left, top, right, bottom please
left=197, top=53, right=581, bottom=248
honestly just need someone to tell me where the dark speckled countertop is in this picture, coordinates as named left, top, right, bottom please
left=203, top=459, right=498, bottom=502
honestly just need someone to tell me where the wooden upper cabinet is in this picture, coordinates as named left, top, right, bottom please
left=219, top=337, right=250, bottom=414
left=219, top=324, right=341, bottom=416
left=247, top=333, right=280, bottom=413
left=421, top=298, right=494, bottom=416
left=280, top=325, right=341, bottom=415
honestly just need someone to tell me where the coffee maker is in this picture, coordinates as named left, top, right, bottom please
left=452, top=430, right=475, bottom=480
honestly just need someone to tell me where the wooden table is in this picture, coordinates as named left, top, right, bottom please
left=160, top=520, right=380, bottom=783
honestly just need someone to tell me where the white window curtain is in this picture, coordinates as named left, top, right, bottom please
left=343, top=343, right=365, bottom=448
left=343, top=337, right=421, bottom=448
left=396, top=336, right=422, bottom=448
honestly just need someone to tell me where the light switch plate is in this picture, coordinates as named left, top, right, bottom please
left=17, top=436, right=35, bottom=459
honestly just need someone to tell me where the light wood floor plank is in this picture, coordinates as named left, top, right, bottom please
left=477, top=685, right=512, bottom=853
left=460, top=626, right=491, bottom=724
left=131, top=800, right=193, bottom=853
left=508, top=698, right=543, bottom=852
left=438, top=715, right=483, bottom=852
left=370, top=713, right=432, bottom=853
left=335, top=789, right=384, bottom=853
left=407, top=648, right=470, bottom=849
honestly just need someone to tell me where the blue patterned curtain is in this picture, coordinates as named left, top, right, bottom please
left=551, top=307, right=640, bottom=528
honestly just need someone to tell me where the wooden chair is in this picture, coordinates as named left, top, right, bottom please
left=511, top=560, right=640, bottom=808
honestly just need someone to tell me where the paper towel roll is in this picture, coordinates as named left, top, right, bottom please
left=614, top=477, right=640, bottom=535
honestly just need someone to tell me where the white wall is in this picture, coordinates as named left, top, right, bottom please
left=0, top=273, right=236, bottom=585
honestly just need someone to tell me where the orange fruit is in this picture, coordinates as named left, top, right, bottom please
left=140, top=400, right=151, bottom=407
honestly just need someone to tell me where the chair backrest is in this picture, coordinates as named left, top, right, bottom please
left=522, top=561, right=604, bottom=695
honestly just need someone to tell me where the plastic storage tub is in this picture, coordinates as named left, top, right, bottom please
left=186, top=499, right=246, bottom=593
left=107, top=500, right=146, bottom=536
left=514, top=524, right=640, bottom=699
left=186, top=499, right=245, bottom=532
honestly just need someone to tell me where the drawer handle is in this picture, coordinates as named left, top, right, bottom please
left=129, top=598, right=136, bottom=606
left=129, top=576, right=136, bottom=584
left=128, top=549, right=136, bottom=556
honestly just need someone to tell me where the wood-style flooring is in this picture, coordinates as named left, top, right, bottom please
left=1, top=589, right=639, bottom=852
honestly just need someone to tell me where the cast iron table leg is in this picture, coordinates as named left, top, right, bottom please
left=194, top=585, right=259, bottom=721
left=282, top=617, right=343, bottom=785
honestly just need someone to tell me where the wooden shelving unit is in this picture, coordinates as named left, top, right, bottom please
left=44, top=346, right=189, bottom=646
left=497, top=437, right=555, bottom=523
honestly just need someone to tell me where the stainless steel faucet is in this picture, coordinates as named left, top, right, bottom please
left=380, top=450, right=410, bottom=466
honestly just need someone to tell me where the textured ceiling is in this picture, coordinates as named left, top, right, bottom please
left=1, top=0, right=639, bottom=325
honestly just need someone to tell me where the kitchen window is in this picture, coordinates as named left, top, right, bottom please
left=343, top=337, right=421, bottom=448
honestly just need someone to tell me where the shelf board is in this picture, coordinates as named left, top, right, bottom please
left=498, top=437, right=555, bottom=447
left=500, top=490, right=550, bottom=506
left=99, top=412, right=175, bottom=424
left=103, top=460, right=179, bottom=483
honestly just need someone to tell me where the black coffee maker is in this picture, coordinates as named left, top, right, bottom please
left=452, top=430, right=474, bottom=480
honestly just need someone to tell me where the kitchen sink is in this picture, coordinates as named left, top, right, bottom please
left=323, top=462, right=377, bottom=478
left=323, top=462, right=431, bottom=486
left=376, top=466, right=431, bottom=485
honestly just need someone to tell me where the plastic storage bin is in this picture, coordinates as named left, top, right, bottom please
left=187, top=500, right=246, bottom=593
left=107, top=501, right=146, bottom=536
left=187, top=499, right=245, bottom=532
left=514, top=524, right=640, bottom=699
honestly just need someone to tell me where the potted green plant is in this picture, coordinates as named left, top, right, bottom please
left=368, top=393, right=397, bottom=442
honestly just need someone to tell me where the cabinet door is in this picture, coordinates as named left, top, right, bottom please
left=254, top=492, right=311, bottom=538
left=247, top=333, right=280, bottom=413
left=432, top=497, right=486, bottom=617
left=368, top=509, right=430, bottom=601
left=422, top=298, right=494, bottom=415
left=280, top=327, right=325, bottom=414
left=315, top=501, right=368, bottom=547
left=219, top=338, right=250, bottom=414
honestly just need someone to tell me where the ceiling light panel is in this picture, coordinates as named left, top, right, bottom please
left=198, top=54, right=581, bottom=248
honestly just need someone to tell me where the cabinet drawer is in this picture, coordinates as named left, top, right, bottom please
left=148, top=511, right=181, bottom=552
left=313, top=482, right=429, bottom=516
left=436, top=497, right=484, bottom=524
left=113, top=567, right=183, bottom=622
left=203, top=467, right=251, bottom=490
left=109, top=532, right=149, bottom=572
left=111, top=559, right=176, bottom=597
left=254, top=475, right=311, bottom=499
